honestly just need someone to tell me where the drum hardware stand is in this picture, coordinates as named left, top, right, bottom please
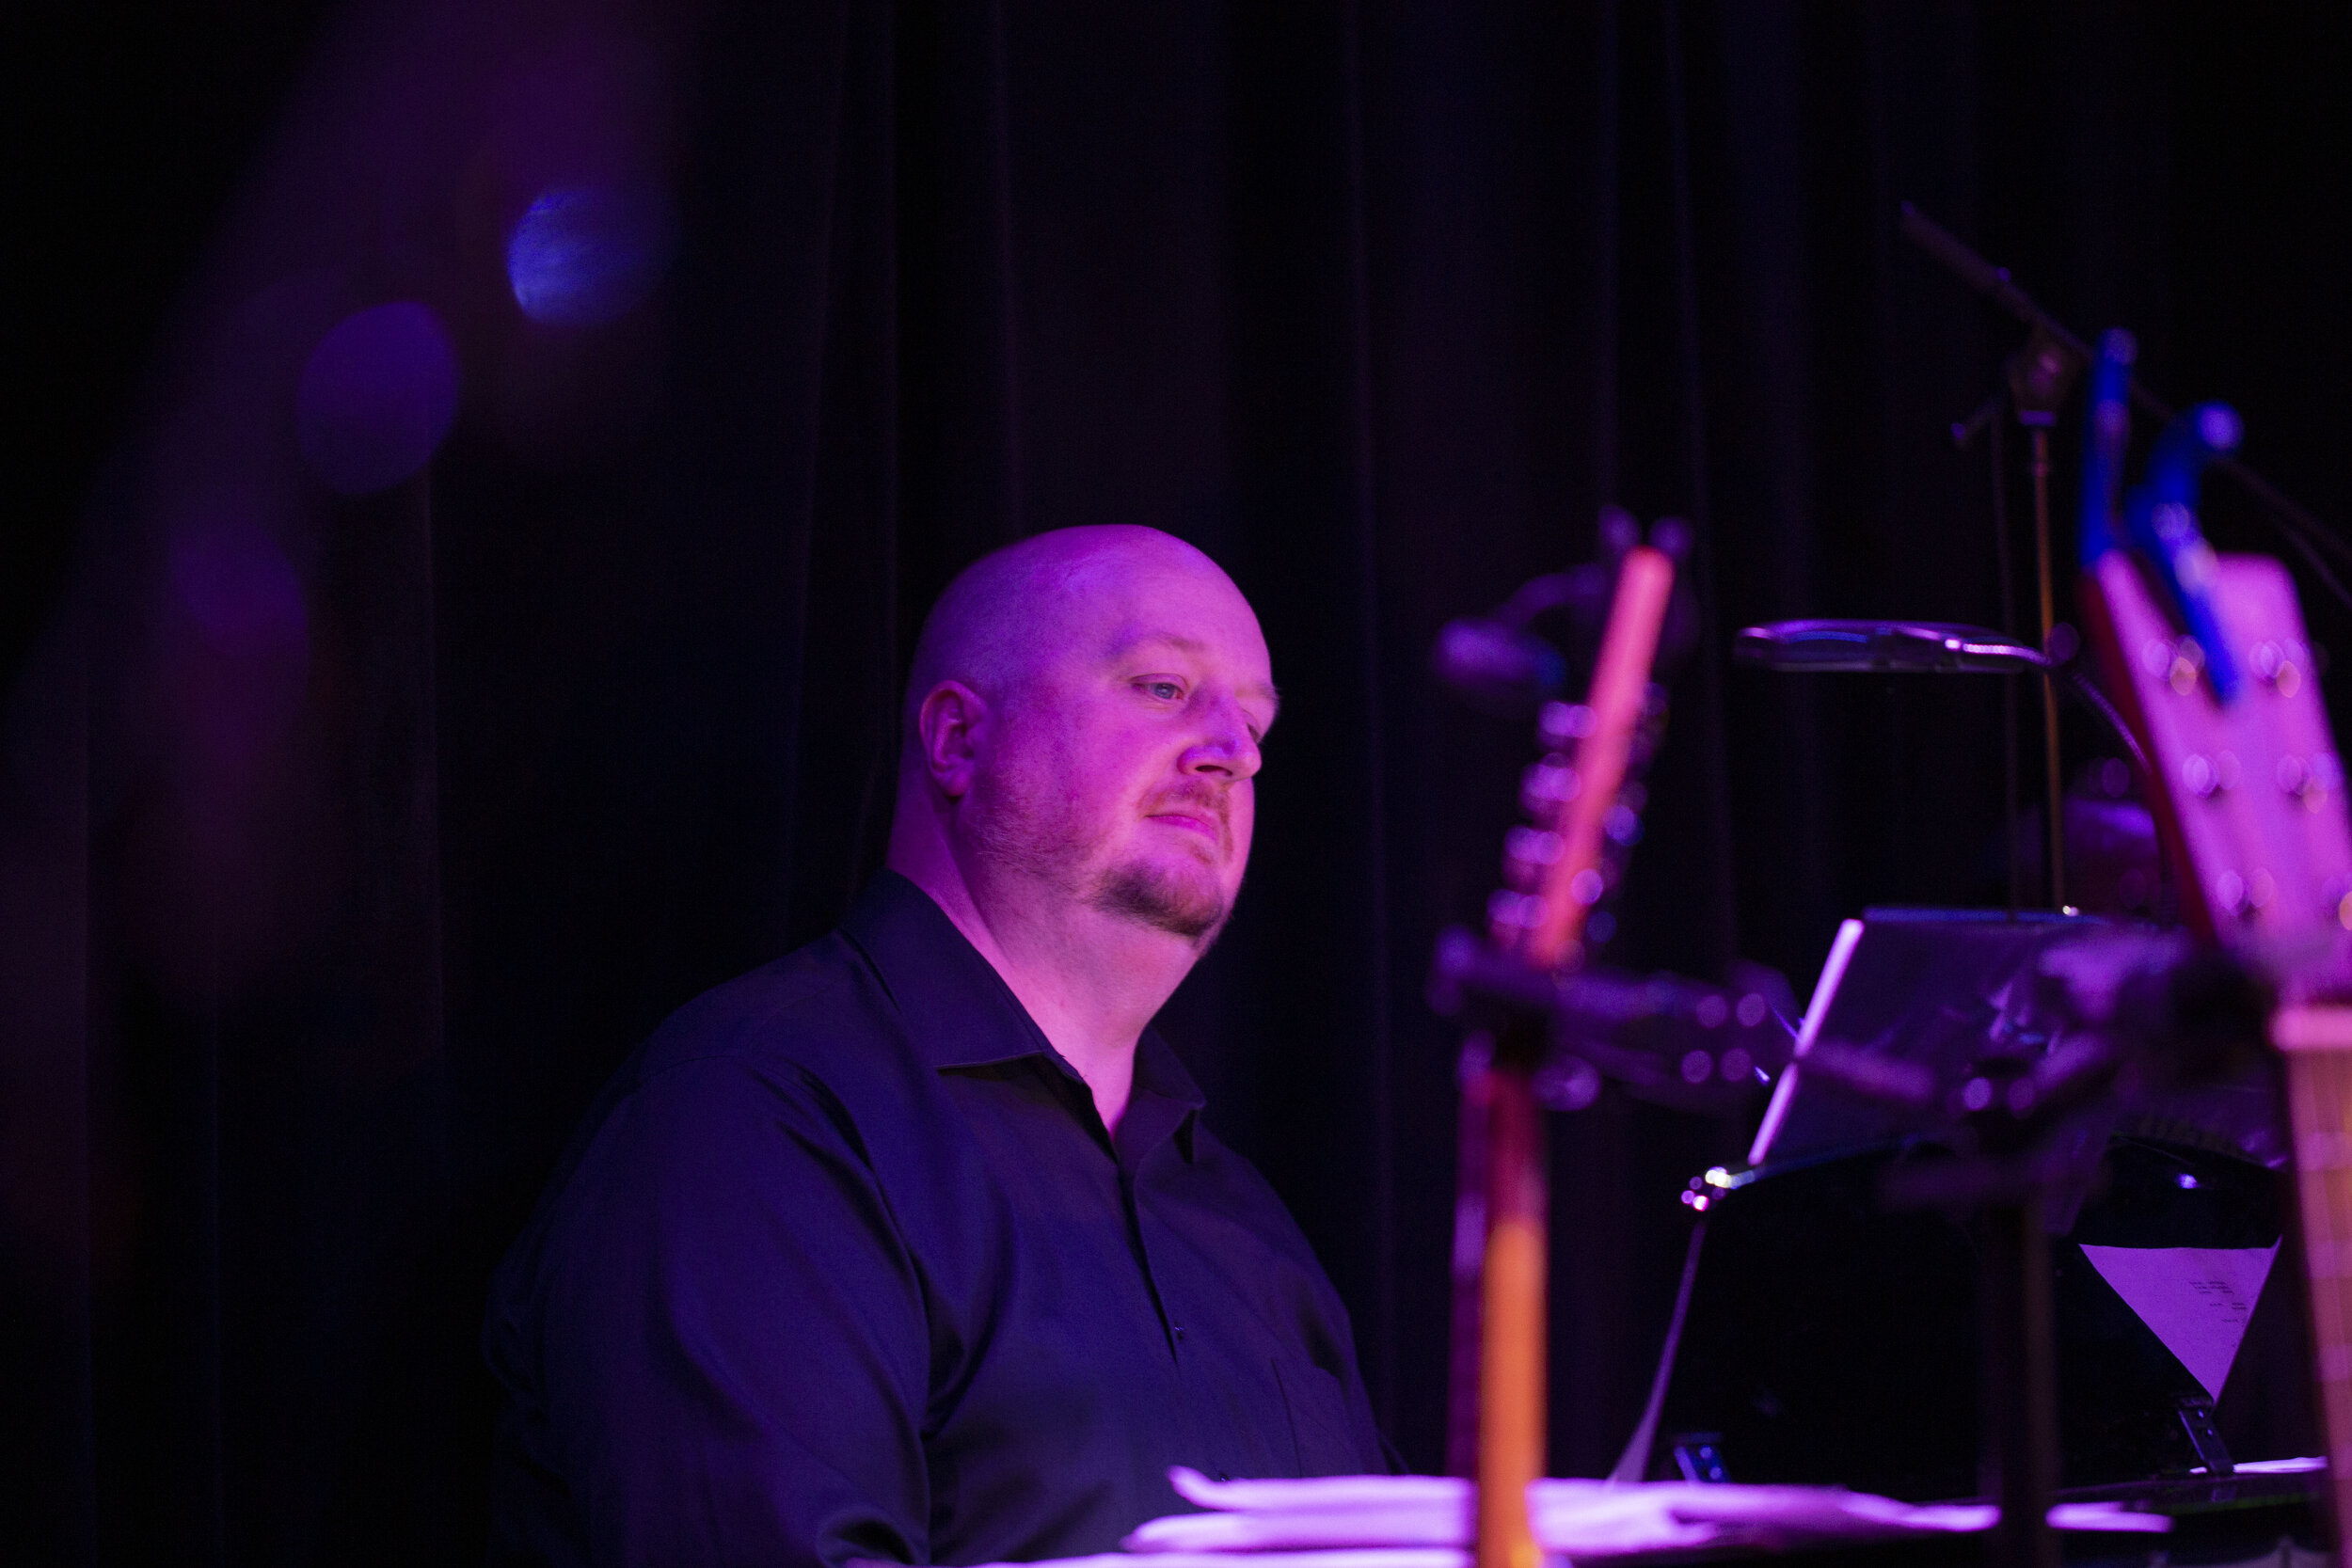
left=1952, top=325, right=2083, bottom=915
left=2013, top=329, right=2083, bottom=914
left=1729, top=624, right=2151, bottom=794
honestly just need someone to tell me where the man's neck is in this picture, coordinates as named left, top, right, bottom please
left=890, top=852, right=1195, bottom=1137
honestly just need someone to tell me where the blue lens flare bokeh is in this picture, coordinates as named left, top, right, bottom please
left=504, top=183, right=675, bottom=327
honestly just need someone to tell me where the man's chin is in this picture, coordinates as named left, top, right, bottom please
left=1088, top=861, right=1231, bottom=944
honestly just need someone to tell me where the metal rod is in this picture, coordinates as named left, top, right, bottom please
left=1992, top=417, right=2021, bottom=918
left=2029, top=427, right=2066, bottom=911
left=1979, top=1196, right=2062, bottom=1568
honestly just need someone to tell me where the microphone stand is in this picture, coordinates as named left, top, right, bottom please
left=2009, top=331, right=2083, bottom=913
left=1904, top=201, right=2352, bottom=619
left=1953, top=317, right=2081, bottom=915
left=1991, top=414, right=2022, bottom=917
left=1953, top=389, right=2025, bottom=918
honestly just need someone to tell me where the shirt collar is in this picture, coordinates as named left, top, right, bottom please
left=838, top=871, right=1208, bottom=1125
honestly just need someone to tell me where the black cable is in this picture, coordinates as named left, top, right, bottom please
left=2062, top=666, right=2153, bottom=786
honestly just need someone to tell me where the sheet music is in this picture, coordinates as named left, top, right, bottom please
left=2078, top=1242, right=2280, bottom=1400
left=948, top=1468, right=2172, bottom=1568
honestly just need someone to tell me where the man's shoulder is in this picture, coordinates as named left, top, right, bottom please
left=492, top=929, right=921, bottom=1274
left=482, top=927, right=930, bottom=1402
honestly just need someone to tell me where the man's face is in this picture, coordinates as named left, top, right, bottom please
left=964, top=556, right=1276, bottom=943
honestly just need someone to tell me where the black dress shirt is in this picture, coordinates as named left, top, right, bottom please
left=484, top=871, right=1388, bottom=1568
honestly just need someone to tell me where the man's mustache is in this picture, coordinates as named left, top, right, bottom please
left=1145, top=783, right=1230, bottom=838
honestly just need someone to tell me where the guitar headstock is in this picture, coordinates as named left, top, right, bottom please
left=1483, top=528, right=1683, bottom=974
left=2083, top=550, right=2352, bottom=958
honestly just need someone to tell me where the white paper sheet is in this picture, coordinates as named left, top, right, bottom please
left=1063, top=1467, right=2169, bottom=1566
left=2079, top=1241, right=2280, bottom=1400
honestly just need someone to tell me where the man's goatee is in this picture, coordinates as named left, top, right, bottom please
left=1089, top=862, right=1229, bottom=942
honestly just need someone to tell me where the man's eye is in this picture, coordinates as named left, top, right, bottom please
left=1141, top=679, right=1184, bottom=702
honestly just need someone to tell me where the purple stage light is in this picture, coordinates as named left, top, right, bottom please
left=166, top=505, right=311, bottom=768
left=504, top=183, right=674, bottom=327
left=169, top=515, right=308, bottom=660
left=295, top=302, right=460, bottom=495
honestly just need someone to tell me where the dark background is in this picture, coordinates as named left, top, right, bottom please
left=6, top=1, right=2347, bottom=1562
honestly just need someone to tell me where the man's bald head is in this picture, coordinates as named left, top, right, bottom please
left=900, top=526, right=1239, bottom=749
left=888, top=525, right=1275, bottom=946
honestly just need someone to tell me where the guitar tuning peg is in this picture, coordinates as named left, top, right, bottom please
left=1502, top=826, right=1564, bottom=891
left=2169, top=639, right=2207, bottom=697
left=1520, top=758, right=1581, bottom=819
left=2215, top=870, right=2249, bottom=917
left=1486, top=889, right=1548, bottom=942
left=2311, top=754, right=2344, bottom=814
left=1539, top=701, right=1597, bottom=750
left=1504, top=825, right=1565, bottom=867
left=2260, top=638, right=2316, bottom=696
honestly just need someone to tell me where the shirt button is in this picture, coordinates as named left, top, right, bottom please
left=1172, top=1324, right=1186, bottom=1341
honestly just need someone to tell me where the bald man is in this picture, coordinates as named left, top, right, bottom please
left=485, top=528, right=1390, bottom=1568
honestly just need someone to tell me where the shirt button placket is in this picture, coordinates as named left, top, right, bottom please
left=1119, top=1168, right=1185, bottom=1365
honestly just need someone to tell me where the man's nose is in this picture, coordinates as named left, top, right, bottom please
left=1182, top=693, right=1262, bottom=780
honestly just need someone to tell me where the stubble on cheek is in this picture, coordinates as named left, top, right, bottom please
left=966, top=755, right=1234, bottom=943
left=965, top=757, right=1097, bottom=889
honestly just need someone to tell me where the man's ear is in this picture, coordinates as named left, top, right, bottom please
left=914, top=681, right=988, bottom=799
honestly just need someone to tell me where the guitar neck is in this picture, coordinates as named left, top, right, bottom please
left=2274, top=1007, right=2352, bottom=1534
left=1470, top=542, right=1677, bottom=1568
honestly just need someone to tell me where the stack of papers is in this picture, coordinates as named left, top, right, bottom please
left=975, top=1468, right=2169, bottom=1568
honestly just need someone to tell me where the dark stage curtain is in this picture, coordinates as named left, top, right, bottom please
left=7, top=2, right=2347, bottom=1562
